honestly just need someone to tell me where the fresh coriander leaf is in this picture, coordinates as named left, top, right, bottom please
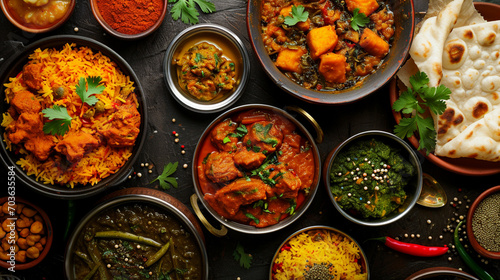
left=151, top=162, right=179, bottom=190
left=392, top=90, right=418, bottom=115
left=409, top=71, right=429, bottom=92
left=421, top=85, right=451, bottom=115
left=193, top=0, right=215, bottom=14
left=284, top=5, right=309, bottom=26
left=223, top=136, right=231, bottom=143
left=394, top=117, right=417, bottom=139
left=76, top=76, right=105, bottom=106
left=170, top=0, right=215, bottom=25
left=416, top=116, right=437, bottom=151
left=42, top=105, right=72, bottom=136
left=233, top=242, right=252, bottom=269
left=350, top=8, right=370, bottom=31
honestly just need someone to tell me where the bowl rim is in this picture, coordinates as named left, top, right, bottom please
left=191, top=104, right=321, bottom=234
left=0, top=0, right=75, bottom=33
left=404, top=266, right=478, bottom=280
left=89, top=0, right=167, bottom=40
left=0, top=35, right=148, bottom=199
left=0, top=196, right=53, bottom=270
left=324, top=130, right=423, bottom=226
left=466, top=185, right=500, bottom=260
left=163, top=23, right=251, bottom=113
left=246, top=0, right=415, bottom=105
left=63, top=188, right=209, bottom=279
left=268, top=225, right=370, bottom=280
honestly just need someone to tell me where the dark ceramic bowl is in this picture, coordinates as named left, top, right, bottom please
left=0, top=0, right=75, bottom=33
left=64, top=187, right=209, bottom=279
left=90, top=0, right=167, bottom=40
left=323, top=130, right=422, bottom=226
left=191, top=104, right=321, bottom=234
left=0, top=197, right=53, bottom=270
left=247, top=0, right=415, bottom=105
left=467, top=185, right=500, bottom=260
left=405, top=267, right=478, bottom=280
left=0, top=35, right=147, bottom=199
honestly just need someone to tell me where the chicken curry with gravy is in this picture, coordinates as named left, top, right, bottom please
left=197, top=109, right=316, bottom=228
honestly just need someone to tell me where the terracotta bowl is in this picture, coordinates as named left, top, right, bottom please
left=247, top=0, right=414, bottom=105
left=323, top=130, right=423, bottom=226
left=0, top=0, right=75, bottom=33
left=90, top=0, right=167, bottom=40
left=0, top=197, right=53, bottom=270
left=405, top=267, right=478, bottom=280
left=466, top=185, right=500, bottom=260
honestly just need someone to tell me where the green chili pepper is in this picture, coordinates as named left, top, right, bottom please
left=454, top=221, right=494, bottom=280
left=95, top=231, right=162, bottom=247
left=145, top=238, right=172, bottom=267
left=63, top=200, right=76, bottom=241
left=82, top=263, right=100, bottom=280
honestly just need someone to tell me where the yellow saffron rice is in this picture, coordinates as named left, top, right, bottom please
left=2, top=43, right=139, bottom=188
left=272, top=229, right=368, bottom=280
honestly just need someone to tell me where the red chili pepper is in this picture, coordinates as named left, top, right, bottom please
left=372, top=236, right=448, bottom=257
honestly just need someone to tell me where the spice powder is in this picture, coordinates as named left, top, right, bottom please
left=96, top=0, right=163, bottom=35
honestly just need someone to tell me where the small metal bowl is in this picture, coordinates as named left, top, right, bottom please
left=64, top=187, right=209, bottom=279
left=1, top=0, right=75, bottom=33
left=90, top=0, right=167, bottom=40
left=163, top=24, right=250, bottom=114
left=269, top=226, right=369, bottom=279
left=323, top=130, right=422, bottom=226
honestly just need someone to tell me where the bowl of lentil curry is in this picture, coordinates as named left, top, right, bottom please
left=324, top=130, right=422, bottom=226
left=247, top=0, right=414, bottom=105
left=467, top=185, right=500, bottom=260
left=270, top=226, right=369, bottom=279
left=90, top=0, right=167, bottom=40
left=163, top=23, right=250, bottom=113
left=65, top=187, right=209, bottom=280
left=0, top=0, right=75, bottom=33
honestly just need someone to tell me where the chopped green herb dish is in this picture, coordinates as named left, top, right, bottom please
left=330, top=138, right=415, bottom=219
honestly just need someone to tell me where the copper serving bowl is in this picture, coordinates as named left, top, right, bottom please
left=323, top=130, right=422, bottom=226
left=0, top=197, right=53, bottom=270
left=191, top=104, right=322, bottom=235
left=1, top=0, right=75, bottom=33
left=64, top=187, right=209, bottom=279
left=0, top=36, right=147, bottom=199
left=466, top=185, right=500, bottom=260
left=247, top=0, right=415, bottom=105
left=90, top=0, right=167, bottom=40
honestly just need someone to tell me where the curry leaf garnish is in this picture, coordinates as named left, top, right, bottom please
left=233, top=242, right=252, bottom=269
left=169, top=0, right=216, bottom=25
left=284, top=5, right=309, bottom=26
left=350, top=8, right=370, bottom=31
left=42, top=105, right=72, bottom=136
left=76, top=76, right=105, bottom=106
left=393, top=72, right=451, bottom=154
left=229, top=124, right=248, bottom=138
left=151, top=162, right=179, bottom=190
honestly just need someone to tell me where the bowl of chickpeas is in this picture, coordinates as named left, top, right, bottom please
left=0, top=197, right=53, bottom=270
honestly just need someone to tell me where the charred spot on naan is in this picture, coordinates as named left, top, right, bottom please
left=437, top=107, right=464, bottom=136
left=463, top=29, right=474, bottom=40
left=444, top=42, right=465, bottom=64
left=473, top=101, right=489, bottom=118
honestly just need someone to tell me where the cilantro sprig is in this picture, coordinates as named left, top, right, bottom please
left=350, top=8, right=370, bottom=31
left=392, top=72, right=451, bottom=154
left=233, top=242, right=252, bottom=269
left=42, top=105, right=73, bottom=136
left=169, top=0, right=216, bottom=25
left=76, top=76, right=105, bottom=107
left=284, top=5, right=309, bottom=26
left=151, top=162, right=179, bottom=190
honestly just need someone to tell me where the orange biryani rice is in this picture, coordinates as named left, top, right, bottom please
left=272, top=229, right=368, bottom=280
left=1, top=43, right=140, bottom=187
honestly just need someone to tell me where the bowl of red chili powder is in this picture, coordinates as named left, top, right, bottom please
left=90, top=0, right=167, bottom=39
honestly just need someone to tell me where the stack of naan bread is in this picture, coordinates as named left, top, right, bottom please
left=400, top=0, right=500, bottom=162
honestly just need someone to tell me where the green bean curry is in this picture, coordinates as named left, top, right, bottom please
left=330, top=138, right=415, bottom=219
left=72, top=203, right=203, bottom=280
left=261, top=0, right=395, bottom=91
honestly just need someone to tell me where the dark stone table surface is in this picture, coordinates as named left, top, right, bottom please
left=0, top=0, right=499, bottom=279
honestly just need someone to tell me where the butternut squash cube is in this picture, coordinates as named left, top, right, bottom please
left=318, top=53, right=347, bottom=84
left=346, top=0, right=379, bottom=16
left=359, top=28, right=389, bottom=58
left=306, top=25, right=338, bottom=60
left=275, top=47, right=307, bottom=73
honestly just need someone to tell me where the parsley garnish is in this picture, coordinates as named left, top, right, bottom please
left=42, top=105, right=73, bottom=136
left=284, top=5, right=309, bottom=26
left=169, top=0, right=215, bottom=25
left=76, top=76, right=105, bottom=107
left=350, top=8, right=370, bottom=31
left=392, top=72, right=451, bottom=154
left=151, top=162, right=179, bottom=190
left=233, top=242, right=252, bottom=269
